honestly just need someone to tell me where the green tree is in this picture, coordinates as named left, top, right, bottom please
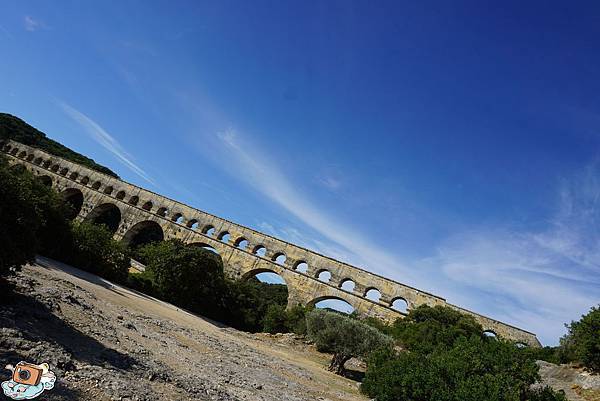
left=362, top=306, right=567, bottom=401
left=562, top=305, right=600, bottom=373
left=306, top=309, right=393, bottom=375
left=0, top=155, right=71, bottom=276
left=362, top=336, right=566, bottom=401
left=390, top=304, right=484, bottom=353
left=137, top=240, right=229, bottom=318
left=261, top=304, right=308, bottom=334
left=69, top=222, right=130, bottom=282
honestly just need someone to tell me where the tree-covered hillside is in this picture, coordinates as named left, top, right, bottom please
left=0, top=113, right=118, bottom=178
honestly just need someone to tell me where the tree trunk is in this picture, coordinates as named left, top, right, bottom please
left=328, top=353, right=350, bottom=375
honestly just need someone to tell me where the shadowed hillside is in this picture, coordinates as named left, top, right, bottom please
left=0, top=113, right=118, bottom=178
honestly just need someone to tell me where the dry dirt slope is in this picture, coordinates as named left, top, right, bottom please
left=0, top=258, right=367, bottom=401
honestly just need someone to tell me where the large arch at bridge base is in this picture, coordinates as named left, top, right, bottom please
left=84, top=203, right=122, bottom=233
left=121, top=220, right=165, bottom=248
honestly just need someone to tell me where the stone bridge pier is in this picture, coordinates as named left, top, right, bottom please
left=1, top=139, right=542, bottom=347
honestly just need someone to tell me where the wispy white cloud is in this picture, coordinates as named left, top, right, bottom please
left=214, top=128, right=415, bottom=281
left=23, top=15, right=43, bottom=32
left=58, top=101, right=156, bottom=186
left=428, top=164, right=600, bottom=345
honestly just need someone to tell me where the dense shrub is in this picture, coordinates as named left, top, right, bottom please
left=306, top=309, right=393, bottom=374
left=68, top=222, right=130, bottom=283
left=0, top=155, right=71, bottom=276
left=390, top=304, right=484, bottom=353
left=362, top=305, right=568, bottom=401
left=363, top=337, right=566, bottom=401
left=223, top=278, right=289, bottom=332
left=262, top=304, right=308, bottom=335
left=136, top=240, right=229, bottom=317
left=562, top=305, right=600, bottom=373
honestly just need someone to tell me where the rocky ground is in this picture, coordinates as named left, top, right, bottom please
left=537, top=361, right=600, bottom=401
left=1, top=258, right=598, bottom=401
left=0, top=258, right=366, bottom=401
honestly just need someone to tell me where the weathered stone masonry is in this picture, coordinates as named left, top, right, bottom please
left=1, top=140, right=542, bottom=346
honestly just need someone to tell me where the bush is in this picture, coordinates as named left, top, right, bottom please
left=68, top=222, right=130, bottom=283
left=362, top=336, right=567, bottom=401
left=262, top=304, right=308, bottom=334
left=223, top=279, right=289, bottom=332
left=137, top=240, right=230, bottom=318
left=562, top=305, right=600, bottom=373
left=306, top=309, right=393, bottom=375
left=0, top=155, right=71, bottom=276
left=390, top=304, right=484, bottom=353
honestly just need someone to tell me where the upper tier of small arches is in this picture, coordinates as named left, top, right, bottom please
left=1, top=141, right=427, bottom=313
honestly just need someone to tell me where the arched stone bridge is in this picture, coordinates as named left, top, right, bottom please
left=2, top=140, right=541, bottom=347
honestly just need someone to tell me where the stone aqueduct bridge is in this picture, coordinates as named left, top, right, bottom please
left=2, top=140, right=541, bottom=346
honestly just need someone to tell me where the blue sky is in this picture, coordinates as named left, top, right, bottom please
left=1, top=1, right=599, bottom=345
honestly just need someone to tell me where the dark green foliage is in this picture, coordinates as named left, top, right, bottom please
left=0, top=113, right=118, bottom=177
left=136, top=240, right=229, bottom=317
left=361, top=305, right=568, bottom=401
left=0, top=155, right=71, bottom=276
left=562, top=305, right=600, bottom=373
left=262, top=304, right=308, bottom=335
left=523, top=346, right=562, bottom=365
left=390, top=304, right=484, bottom=353
left=68, top=222, right=130, bottom=283
left=306, top=309, right=393, bottom=375
left=223, top=279, right=289, bottom=332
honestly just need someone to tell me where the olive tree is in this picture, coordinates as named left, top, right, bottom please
left=306, top=309, right=393, bottom=375
left=562, top=305, right=600, bottom=373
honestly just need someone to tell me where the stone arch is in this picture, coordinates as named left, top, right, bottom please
left=365, top=287, right=381, bottom=302
left=339, top=278, right=355, bottom=292
left=103, top=186, right=113, bottom=195
left=34, top=157, right=43, bottom=165
left=81, top=176, right=90, bottom=185
left=69, top=171, right=79, bottom=180
left=37, top=175, right=52, bottom=187
left=218, top=231, right=231, bottom=243
left=116, top=190, right=126, bottom=200
left=272, top=252, right=286, bottom=265
left=59, top=167, right=69, bottom=176
left=234, top=237, right=248, bottom=249
left=42, top=160, right=52, bottom=168
left=253, top=244, right=267, bottom=257
left=173, top=213, right=185, bottom=224
left=26, top=154, right=34, bottom=162
left=84, top=203, right=122, bottom=233
left=294, top=260, right=309, bottom=273
left=141, top=201, right=153, bottom=211
left=10, top=148, right=18, bottom=156
left=186, top=219, right=199, bottom=229
left=483, top=330, right=498, bottom=339
left=61, top=188, right=84, bottom=220
left=188, top=242, right=220, bottom=255
left=128, top=195, right=139, bottom=206
left=309, top=296, right=354, bottom=314
left=122, top=220, right=164, bottom=248
left=202, top=224, right=215, bottom=236
left=316, top=269, right=331, bottom=283
left=18, top=151, right=27, bottom=158
left=91, top=181, right=101, bottom=190
left=50, top=164, right=60, bottom=173
left=391, top=297, right=409, bottom=313
left=2, top=144, right=11, bottom=152
left=157, top=207, right=169, bottom=217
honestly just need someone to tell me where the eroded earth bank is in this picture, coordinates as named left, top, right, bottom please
left=0, top=259, right=366, bottom=401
